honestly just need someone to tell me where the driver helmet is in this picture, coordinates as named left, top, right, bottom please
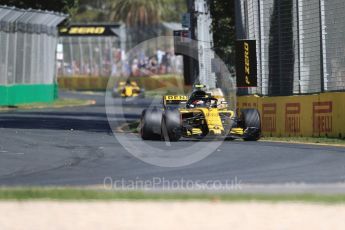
left=193, top=100, right=204, bottom=106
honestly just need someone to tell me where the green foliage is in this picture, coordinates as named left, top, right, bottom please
left=73, top=0, right=108, bottom=22
left=210, top=0, right=236, bottom=67
left=262, top=136, right=345, bottom=146
left=1, top=0, right=78, bottom=14
left=107, top=0, right=166, bottom=26
left=162, top=0, right=187, bottom=22
left=72, top=0, right=186, bottom=23
left=73, top=9, right=105, bottom=22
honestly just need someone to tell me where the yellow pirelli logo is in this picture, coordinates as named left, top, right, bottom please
left=244, top=42, right=251, bottom=85
left=164, top=95, right=188, bottom=101
left=68, top=27, right=106, bottom=35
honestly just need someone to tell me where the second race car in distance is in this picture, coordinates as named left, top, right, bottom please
left=112, top=80, right=145, bottom=98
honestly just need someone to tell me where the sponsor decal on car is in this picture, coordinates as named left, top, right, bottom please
left=164, top=95, right=188, bottom=101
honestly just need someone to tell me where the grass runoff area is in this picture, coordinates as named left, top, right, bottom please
left=0, top=188, right=345, bottom=203
left=0, top=98, right=95, bottom=112
left=261, top=136, right=345, bottom=146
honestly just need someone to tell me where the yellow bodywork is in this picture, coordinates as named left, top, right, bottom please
left=117, top=81, right=141, bottom=97
left=162, top=92, right=245, bottom=137
left=198, top=108, right=224, bottom=135
left=123, top=86, right=134, bottom=97
left=180, top=108, right=235, bottom=136
left=187, top=128, right=203, bottom=136
left=230, top=128, right=244, bottom=135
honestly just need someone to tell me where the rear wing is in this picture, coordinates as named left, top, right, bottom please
left=118, top=81, right=126, bottom=86
left=118, top=81, right=138, bottom=86
left=163, top=95, right=188, bottom=107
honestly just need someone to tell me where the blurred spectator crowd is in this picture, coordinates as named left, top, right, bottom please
left=57, top=48, right=183, bottom=77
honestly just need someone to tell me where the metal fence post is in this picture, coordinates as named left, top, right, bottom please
left=296, top=0, right=301, bottom=94
left=319, top=0, right=325, bottom=92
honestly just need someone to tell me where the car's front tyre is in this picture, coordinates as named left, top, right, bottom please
left=140, top=108, right=163, bottom=140
left=241, top=109, right=261, bottom=141
left=161, top=110, right=182, bottom=142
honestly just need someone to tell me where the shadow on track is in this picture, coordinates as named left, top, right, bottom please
left=0, top=115, right=112, bottom=133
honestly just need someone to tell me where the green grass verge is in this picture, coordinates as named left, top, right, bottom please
left=128, top=120, right=140, bottom=132
left=0, top=188, right=345, bottom=203
left=261, top=136, right=345, bottom=146
left=0, top=98, right=95, bottom=112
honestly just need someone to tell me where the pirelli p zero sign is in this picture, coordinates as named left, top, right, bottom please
left=236, top=40, right=257, bottom=87
left=59, top=25, right=120, bottom=37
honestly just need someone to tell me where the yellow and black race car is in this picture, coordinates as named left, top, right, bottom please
left=112, top=80, right=145, bottom=98
left=140, top=85, right=261, bottom=141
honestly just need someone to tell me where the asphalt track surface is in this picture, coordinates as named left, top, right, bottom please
left=1, top=91, right=345, bottom=193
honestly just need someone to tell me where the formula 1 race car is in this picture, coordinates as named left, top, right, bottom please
left=112, top=80, right=145, bottom=98
left=140, top=85, right=261, bottom=142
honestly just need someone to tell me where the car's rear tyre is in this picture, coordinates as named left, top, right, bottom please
left=140, top=108, right=163, bottom=140
left=138, top=89, right=145, bottom=98
left=241, top=109, right=261, bottom=141
left=161, top=110, right=182, bottom=142
left=112, top=90, right=120, bottom=98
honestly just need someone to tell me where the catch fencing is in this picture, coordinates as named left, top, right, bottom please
left=236, top=0, right=345, bottom=96
left=57, top=35, right=121, bottom=77
left=0, top=5, right=66, bottom=87
left=57, top=23, right=184, bottom=79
